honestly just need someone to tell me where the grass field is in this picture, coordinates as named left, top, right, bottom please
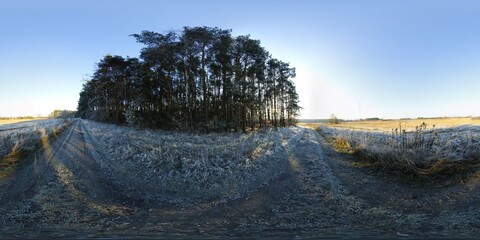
left=315, top=117, right=480, bottom=177
left=299, top=117, right=480, bottom=131
left=0, top=118, right=47, bottom=126
left=0, top=119, right=72, bottom=179
left=81, top=120, right=303, bottom=202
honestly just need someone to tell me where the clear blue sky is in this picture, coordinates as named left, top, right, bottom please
left=1, top=0, right=479, bottom=119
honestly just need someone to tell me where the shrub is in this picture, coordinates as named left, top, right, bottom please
left=329, top=114, right=340, bottom=124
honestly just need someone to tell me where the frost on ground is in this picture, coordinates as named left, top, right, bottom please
left=0, top=119, right=72, bottom=161
left=319, top=124, right=480, bottom=176
left=81, top=120, right=303, bottom=203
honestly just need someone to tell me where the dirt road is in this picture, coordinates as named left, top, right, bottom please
left=1, top=120, right=480, bottom=238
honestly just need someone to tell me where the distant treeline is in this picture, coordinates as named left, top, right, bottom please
left=0, top=116, right=35, bottom=120
left=77, top=26, right=300, bottom=132
left=297, top=119, right=330, bottom=123
left=49, top=110, right=77, bottom=119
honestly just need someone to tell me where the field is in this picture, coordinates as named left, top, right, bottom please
left=314, top=118, right=480, bottom=176
left=0, top=119, right=72, bottom=178
left=299, top=117, right=480, bottom=131
left=81, top=120, right=303, bottom=203
left=0, top=118, right=47, bottom=126
left=2, top=118, right=480, bottom=237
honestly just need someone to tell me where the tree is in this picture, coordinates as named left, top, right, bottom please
left=78, top=26, right=301, bottom=132
left=330, top=114, right=340, bottom=124
left=50, top=110, right=76, bottom=119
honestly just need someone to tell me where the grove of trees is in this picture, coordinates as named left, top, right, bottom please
left=77, top=26, right=300, bottom=132
left=49, top=110, right=77, bottom=119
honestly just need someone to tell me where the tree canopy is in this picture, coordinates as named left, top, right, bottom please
left=77, top=26, right=300, bottom=132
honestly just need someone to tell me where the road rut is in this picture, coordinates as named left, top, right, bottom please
left=1, top=122, right=480, bottom=238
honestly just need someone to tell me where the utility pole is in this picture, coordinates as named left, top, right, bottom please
left=358, top=101, right=361, bottom=121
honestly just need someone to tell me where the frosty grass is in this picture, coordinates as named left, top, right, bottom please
left=0, top=119, right=71, bottom=159
left=320, top=124, right=480, bottom=172
left=82, top=120, right=304, bottom=203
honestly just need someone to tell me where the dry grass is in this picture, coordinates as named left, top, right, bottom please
left=81, top=120, right=304, bottom=203
left=0, top=119, right=72, bottom=179
left=319, top=124, right=480, bottom=178
left=0, top=118, right=48, bottom=126
left=301, top=117, right=480, bottom=132
left=297, top=122, right=326, bottom=130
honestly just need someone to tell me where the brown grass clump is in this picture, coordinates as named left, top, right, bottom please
left=332, top=137, right=359, bottom=154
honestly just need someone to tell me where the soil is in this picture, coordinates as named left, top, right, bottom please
left=1, top=119, right=480, bottom=238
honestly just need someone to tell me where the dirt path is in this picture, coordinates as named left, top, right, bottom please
left=0, top=120, right=142, bottom=237
left=1, top=123, right=480, bottom=238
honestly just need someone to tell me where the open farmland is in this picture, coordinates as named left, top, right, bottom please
left=307, top=117, right=480, bottom=176
left=319, top=124, right=480, bottom=176
left=300, top=117, right=480, bottom=131
left=0, top=118, right=47, bottom=126
left=1, top=119, right=480, bottom=238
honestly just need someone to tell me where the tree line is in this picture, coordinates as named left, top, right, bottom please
left=77, top=26, right=300, bottom=132
left=49, top=110, right=77, bottom=119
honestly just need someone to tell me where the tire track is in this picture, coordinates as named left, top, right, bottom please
left=307, top=129, right=366, bottom=212
left=5, top=122, right=478, bottom=237
left=79, top=120, right=147, bottom=205
left=0, top=120, right=77, bottom=203
left=185, top=127, right=365, bottom=234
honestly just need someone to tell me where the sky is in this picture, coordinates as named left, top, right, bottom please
left=1, top=0, right=479, bottom=119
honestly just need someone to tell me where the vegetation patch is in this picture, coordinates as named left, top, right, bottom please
left=0, top=119, right=73, bottom=179
left=332, top=137, right=357, bottom=154
left=82, top=120, right=302, bottom=204
left=77, top=26, right=300, bottom=132
left=318, top=124, right=480, bottom=178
